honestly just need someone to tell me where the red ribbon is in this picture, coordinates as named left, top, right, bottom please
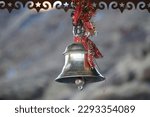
left=72, top=0, right=103, bottom=68
left=74, top=36, right=103, bottom=68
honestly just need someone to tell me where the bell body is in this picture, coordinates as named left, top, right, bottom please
left=55, top=43, right=105, bottom=84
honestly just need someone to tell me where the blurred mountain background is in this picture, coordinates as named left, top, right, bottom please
left=0, top=9, right=150, bottom=100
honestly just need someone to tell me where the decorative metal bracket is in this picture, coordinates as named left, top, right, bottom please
left=0, top=0, right=150, bottom=13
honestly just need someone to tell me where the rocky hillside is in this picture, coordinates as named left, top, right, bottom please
left=0, top=9, right=149, bottom=99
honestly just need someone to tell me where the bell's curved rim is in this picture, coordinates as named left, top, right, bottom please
left=55, top=75, right=105, bottom=84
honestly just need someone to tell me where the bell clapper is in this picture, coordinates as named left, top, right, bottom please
left=75, top=78, right=85, bottom=90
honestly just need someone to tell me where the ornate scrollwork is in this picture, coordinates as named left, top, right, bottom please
left=0, top=1, right=5, bottom=8
left=70, top=2, right=75, bottom=9
left=25, top=1, right=34, bottom=9
left=43, top=1, right=52, bottom=9
left=126, top=2, right=135, bottom=10
left=99, top=1, right=107, bottom=10
left=109, top=1, right=118, bottom=9
left=137, top=1, right=147, bottom=10
left=14, top=1, right=23, bottom=9
left=53, top=1, right=62, bottom=9
left=0, top=0, right=149, bottom=13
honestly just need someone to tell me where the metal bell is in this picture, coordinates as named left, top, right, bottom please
left=55, top=43, right=105, bottom=89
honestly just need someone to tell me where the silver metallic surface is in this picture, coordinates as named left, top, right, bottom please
left=55, top=43, right=105, bottom=84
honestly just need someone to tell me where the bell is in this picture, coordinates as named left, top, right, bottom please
left=55, top=43, right=105, bottom=90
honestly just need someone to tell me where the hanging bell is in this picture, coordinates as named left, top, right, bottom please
left=55, top=43, right=105, bottom=90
